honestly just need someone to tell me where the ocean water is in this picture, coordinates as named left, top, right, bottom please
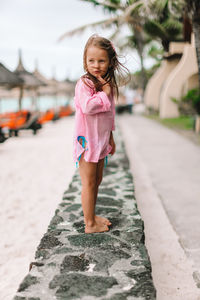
left=0, top=96, right=73, bottom=114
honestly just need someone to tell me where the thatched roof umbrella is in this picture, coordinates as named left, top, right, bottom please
left=33, top=63, right=58, bottom=96
left=14, top=51, right=45, bottom=110
left=0, top=62, right=24, bottom=113
left=0, top=62, right=23, bottom=87
left=33, top=65, right=49, bottom=85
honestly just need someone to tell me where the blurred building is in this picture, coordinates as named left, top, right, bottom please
left=144, top=34, right=199, bottom=118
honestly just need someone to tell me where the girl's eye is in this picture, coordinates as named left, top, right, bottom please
left=100, top=60, right=105, bottom=63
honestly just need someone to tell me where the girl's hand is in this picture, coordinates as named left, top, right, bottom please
left=109, top=132, right=116, bottom=155
left=97, top=75, right=111, bottom=97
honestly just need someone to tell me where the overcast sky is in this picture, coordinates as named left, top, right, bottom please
left=0, top=0, right=145, bottom=81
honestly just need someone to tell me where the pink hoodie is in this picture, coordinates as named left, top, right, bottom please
left=73, top=78, right=115, bottom=164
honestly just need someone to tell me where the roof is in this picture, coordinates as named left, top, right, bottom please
left=14, top=50, right=45, bottom=88
left=14, top=69, right=45, bottom=88
left=0, top=62, right=23, bottom=86
left=33, top=68, right=49, bottom=85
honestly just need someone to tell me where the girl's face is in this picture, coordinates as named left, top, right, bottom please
left=86, top=46, right=110, bottom=78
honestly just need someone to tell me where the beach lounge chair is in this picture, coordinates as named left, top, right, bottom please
left=15, top=111, right=42, bottom=135
left=0, top=126, right=8, bottom=143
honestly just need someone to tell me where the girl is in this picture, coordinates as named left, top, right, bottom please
left=74, top=34, right=129, bottom=234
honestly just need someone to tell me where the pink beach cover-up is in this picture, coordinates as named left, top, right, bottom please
left=73, top=78, right=115, bottom=164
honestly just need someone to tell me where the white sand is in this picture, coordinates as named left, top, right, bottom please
left=0, top=116, right=75, bottom=300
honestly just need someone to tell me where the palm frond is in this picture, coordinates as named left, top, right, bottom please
left=147, top=44, right=164, bottom=60
left=80, top=0, right=124, bottom=11
left=162, top=18, right=183, bottom=36
left=121, top=0, right=144, bottom=25
left=149, top=0, right=168, bottom=14
left=124, top=0, right=144, bottom=16
left=58, top=16, right=119, bottom=42
left=144, top=19, right=169, bottom=40
left=96, top=0, right=124, bottom=10
left=167, top=0, right=183, bottom=17
left=148, top=0, right=165, bottom=15
left=80, top=0, right=100, bottom=5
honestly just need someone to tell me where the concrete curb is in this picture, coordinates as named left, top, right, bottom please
left=118, top=115, right=200, bottom=300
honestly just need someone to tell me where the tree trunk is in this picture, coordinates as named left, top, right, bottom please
left=140, top=54, right=147, bottom=90
left=133, top=26, right=147, bottom=93
left=192, top=16, right=200, bottom=89
left=183, top=11, right=192, bottom=42
left=18, top=87, right=23, bottom=111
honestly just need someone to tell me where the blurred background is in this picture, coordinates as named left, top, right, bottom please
left=1, top=0, right=200, bottom=299
left=0, top=0, right=200, bottom=137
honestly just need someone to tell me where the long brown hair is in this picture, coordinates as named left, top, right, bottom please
left=81, top=34, right=130, bottom=98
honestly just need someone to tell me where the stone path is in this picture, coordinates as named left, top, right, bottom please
left=13, top=129, right=156, bottom=300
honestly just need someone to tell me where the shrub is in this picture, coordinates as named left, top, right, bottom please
left=172, top=88, right=200, bottom=116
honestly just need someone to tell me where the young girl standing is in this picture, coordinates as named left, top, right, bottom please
left=74, top=34, right=128, bottom=234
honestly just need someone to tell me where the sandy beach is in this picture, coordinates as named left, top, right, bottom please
left=0, top=116, right=75, bottom=300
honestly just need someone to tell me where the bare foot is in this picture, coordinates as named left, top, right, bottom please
left=95, top=215, right=112, bottom=226
left=85, top=221, right=109, bottom=234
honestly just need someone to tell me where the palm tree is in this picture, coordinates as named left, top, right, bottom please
left=144, top=0, right=183, bottom=52
left=183, top=0, right=200, bottom=88
left=59, top=0, right=150, bottom=90
left=149, top=0, right=200, bottom=88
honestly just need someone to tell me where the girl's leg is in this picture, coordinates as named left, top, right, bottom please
left=79, top=155, right=109, bottom=233
left=94, top=158, right=112, bottom=226
left=94, top=158, right=104, bottom=205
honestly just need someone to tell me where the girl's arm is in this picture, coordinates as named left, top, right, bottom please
left=109, top=131, right=116, bottom=155
left=75, top=79, right=111, bottom=115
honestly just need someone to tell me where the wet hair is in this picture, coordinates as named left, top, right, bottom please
left=81, top=34, right=130, bottom=98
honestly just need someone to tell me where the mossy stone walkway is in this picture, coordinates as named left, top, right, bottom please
left=14, top=129, right=156, bottom=300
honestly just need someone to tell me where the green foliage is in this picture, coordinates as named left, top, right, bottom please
left=81, top=0, right=100, bottom=5
left=162, top=18, right=182, bottom=35
left=102, top=0, right=121, bottom=12
left=144, top=18, right=182, bottom=41
left=160, top=116, right=194, bottom=130
left=144, top=20, right=168, bottom=40
left=172, top=88, right=200, bottom=115
left=147, top=114, right=195, bottom=130
left=81, top=0, right=120, bottom=12
left=144, top=0, right=183, bottom=51
left=147, top=44, right=164, bottom=61
left=162, top=116, right=194, bottom=130
left=182, top=89, right=200, bottom=114
left=152, top=0, right=168, bottom=12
